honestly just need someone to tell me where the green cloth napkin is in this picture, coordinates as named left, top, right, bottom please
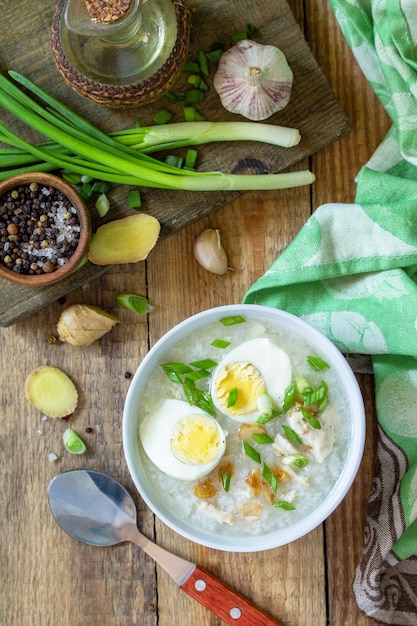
left=243, top=1, right=417, bottom=623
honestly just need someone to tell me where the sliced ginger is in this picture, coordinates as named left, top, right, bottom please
left=25, top=365, right=78, bottom=418
left=57, top=304, right=119, bottom=346
left=87, top=214, right=160, bottom=265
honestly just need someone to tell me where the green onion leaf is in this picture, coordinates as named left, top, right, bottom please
left=300, top=407, right=321, bottom=429
left=294, top=376, right=313, bottom=398
left=243, top=441, right=261, bottom=464
left=221, top=469, right=231, bottom=492
left=303, top=380, right=328, bottom=409
left=227, top=387, right=238, bottom=407
left=95, top=192, right=110, bottom=217
left=273, top=500, right=296, bottom=511
left=261, top=461, right=278, bottom=493
left=206, top=49, right=223, bottom=63
left=282, top=424, right=302, bottom=445
left=116, top=292, right=153, bottom=315
left=307, top=355, right=330, bottom=371
left=153, top=109, right=172, bottom=125
left=231, top=32, right=248, bottom=45
left=63, top=428, right=86, bottom=455
left=219, top=315, right=246, bottom=326
left=210, top=338, right=230, bottom=349
left=189, top=359, right=218, bottom=369
left=252, top=432, right=274, bottom=444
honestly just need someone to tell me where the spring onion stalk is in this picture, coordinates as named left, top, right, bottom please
left=0, top=71, right=315, bottom=191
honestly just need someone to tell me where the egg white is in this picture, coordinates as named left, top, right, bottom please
left=139, top=398, right=226, bottom=481
left=211, top=337, right=292, bottom=421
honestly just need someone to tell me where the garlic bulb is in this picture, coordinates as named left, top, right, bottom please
left=213, top=39, right=293, bottom=121
left=193, top=228, right=229, bottom=275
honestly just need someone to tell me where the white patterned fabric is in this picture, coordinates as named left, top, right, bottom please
left=243, top=1, right=417, bottom=622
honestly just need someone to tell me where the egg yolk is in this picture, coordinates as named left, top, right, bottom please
left=212, top=362, right=266, bottom=416
left=171, top=414, right=223, bottom=465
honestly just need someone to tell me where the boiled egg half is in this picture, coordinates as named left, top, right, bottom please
left=139, top=398, right=226, bottom=481
left=211, top=337, right=292, bottom=422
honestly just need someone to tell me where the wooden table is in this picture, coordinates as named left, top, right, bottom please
left=0, top=2, right=391, bottom=625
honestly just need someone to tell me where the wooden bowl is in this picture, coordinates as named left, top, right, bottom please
left=0, top=172, right=91, bottom=287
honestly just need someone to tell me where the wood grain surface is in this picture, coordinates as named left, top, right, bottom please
left=0, top=1, right=391, bottom=626
left=0, top=0, right=349, bottom=326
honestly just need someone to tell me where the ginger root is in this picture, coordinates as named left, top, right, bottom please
left=25, top=365, right=78, bottom=418
left=87, top=214, right=160, bottom=265
left=57, top=304, right=119, bottom=346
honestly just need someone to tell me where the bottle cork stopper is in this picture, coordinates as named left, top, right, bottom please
left=83, top=0, right=131, bottom=24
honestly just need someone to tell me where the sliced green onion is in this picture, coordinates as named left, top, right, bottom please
left=128, top=189, right=142, bottom=208
left=164, top=154, right=184, bottom=168
left=153, top=109, right=172, bottom=125
left=307, top=355, right=330, bottom=371
left=210, top=338, right=230, bottom=349
left=243, top=441, right=261, bottom=464
left=256, top=409, right=282, bottom=424
left=282, top=424, right=302, bottom=445
left=283, top=382, right=296, bottom=412
left=221, top=469, right=231, bottom=492
left=80, top=181, right=93, bottom=200
left=185, top=148, right=198, bottom=169
left=116, top=293, right=153, bottom=315
left=252, top=432, right=274, bottom=444
left=281, top=454, right=309, bottom=469
left=95, top=192, right=110, bottom=217
left=227, top=387, right=238, bottom=407
left=161, top=362, right=193, bottom=375
left=183, top=61, right=201, bottom=73
left=300, top=407, right=321, bottom=429
left=189, top=358, right=218, bottom=369
left=303, top=380, right=328, bottom=409
left=63, top=428, right=86, bottom=455
left=183, top=106, right=206, bottom=122
left=187, top=75, right=209, bottom=91
left=219, top=315, right=246, bottom=326
left=273, top=500, right=296, bottom=511
left=294, top=376, right=313, bottom=398
left=198, top=49, right=209, bottom=76
left=206, top=49, right=223, bottom=63
left=261, top=461, right=278, bottom=493
left=185, top=89, right=205, bottom=105
left=184, top=369, right=211, bottom=381
left=231, top=32, right=248, bottom=44
left=257, top=392, right=273, bottom=417
left=166, top=91, right=186, bottom=103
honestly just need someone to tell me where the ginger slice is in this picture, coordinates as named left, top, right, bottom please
left=25, top=365, right=78, bottom=418
left=87, top=214, right=160, bottom=265
left=57, top=304, right=119, bottom=346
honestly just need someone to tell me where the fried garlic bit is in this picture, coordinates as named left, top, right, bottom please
left=57, top=304, right=119, bottom=346
left=25, top=365, right=78, bottom=418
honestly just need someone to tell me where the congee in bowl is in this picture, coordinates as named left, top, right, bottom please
left=123, top=304, right=365, bottom=552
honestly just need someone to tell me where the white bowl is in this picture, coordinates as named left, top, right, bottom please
left=123, top=304, right=365, bottom=552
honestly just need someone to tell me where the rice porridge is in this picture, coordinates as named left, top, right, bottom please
left=135, top=314, right=351, bottom=537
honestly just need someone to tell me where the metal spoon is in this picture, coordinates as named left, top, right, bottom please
left=48, top=469, right=283, bottom=626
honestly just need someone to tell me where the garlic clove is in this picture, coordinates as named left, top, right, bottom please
left=193, top=228, right=229, bottom=275
left=213, top=39, right=293, bottom=121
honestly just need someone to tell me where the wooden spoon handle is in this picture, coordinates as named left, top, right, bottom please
left=181, top=565, right=284, bottom=626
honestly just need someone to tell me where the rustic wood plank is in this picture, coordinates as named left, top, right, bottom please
left=0, top=0, right=349, bottom=326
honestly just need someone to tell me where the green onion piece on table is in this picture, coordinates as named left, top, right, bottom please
left=116, top=293, right=153, bottom=315
left=63, top=428, right=86, bottom=455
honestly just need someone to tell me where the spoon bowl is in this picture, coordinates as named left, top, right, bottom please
left=48, top=469, right=283, bottom=626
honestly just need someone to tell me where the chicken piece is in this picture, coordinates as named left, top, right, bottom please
left=286, top=407, right=335, bottom=463
left=272, top=433, right=299, bottom=457
left=198, top=501, right=235, bottom=525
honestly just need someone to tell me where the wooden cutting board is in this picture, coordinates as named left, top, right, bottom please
left=0, top=0, right=350, bottom=326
